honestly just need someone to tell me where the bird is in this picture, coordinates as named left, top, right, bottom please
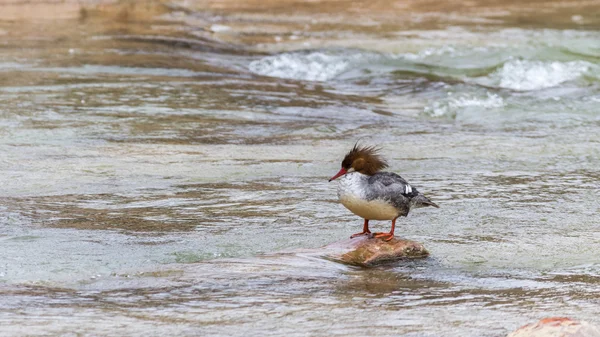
left=329, top=143, right=439, bottom=241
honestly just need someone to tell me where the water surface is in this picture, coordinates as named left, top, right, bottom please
left=0, top=1, right=599, bottom=336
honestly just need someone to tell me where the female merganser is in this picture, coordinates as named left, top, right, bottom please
left=329, top=144, right=439, bottom=241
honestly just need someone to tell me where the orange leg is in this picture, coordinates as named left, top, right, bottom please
left=373, top=217, right=397, bottom=241
left=350, top=219, right=371, bottom=238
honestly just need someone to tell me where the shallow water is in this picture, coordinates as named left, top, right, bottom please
left=1, top=1, right=600, bottom=336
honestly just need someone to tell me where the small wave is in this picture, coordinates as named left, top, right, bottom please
left=22, top=65, right=206, bottom=77
left=249, top=47, right=599, bottom=88
left=490, top=59, right=592, bottom=91
left=401, top=46, right=461, bottom=61
left=0, top=62, right=29, bottom=70
left=424, top=92, right=505, bottom=118
left=249, top=50, right=368, bottom=82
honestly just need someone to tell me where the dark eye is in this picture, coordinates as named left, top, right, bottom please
left=341, top=159, right=350, bottom=168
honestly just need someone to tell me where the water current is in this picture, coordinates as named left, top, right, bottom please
left=0, top=1, right=599, bottom=336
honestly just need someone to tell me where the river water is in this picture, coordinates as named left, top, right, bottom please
left=0, top=1, right=599, bottom=336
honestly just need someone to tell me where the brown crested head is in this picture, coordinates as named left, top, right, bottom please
left=341, top=144, right=388, bottom=175
left=329, top=143, right=389, bottom=182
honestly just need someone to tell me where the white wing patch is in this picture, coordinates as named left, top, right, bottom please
left=405, top=184, right=412, bottom=194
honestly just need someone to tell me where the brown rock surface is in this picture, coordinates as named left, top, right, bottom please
left=320, top=235, right=429, bottom=267
left=508, top=318, right=600, bottom=337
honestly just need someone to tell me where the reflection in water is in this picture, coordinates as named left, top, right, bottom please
left=1, top=0, right=600, bottom=336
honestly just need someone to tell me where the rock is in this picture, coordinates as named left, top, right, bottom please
left=320, top=235, right=429, bottom=267
left=508, top=318, right=600, bottom=337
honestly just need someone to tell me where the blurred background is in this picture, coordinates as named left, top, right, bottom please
left=0, top=0, right=599, bottom=336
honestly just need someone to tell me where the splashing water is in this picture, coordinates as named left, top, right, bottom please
left=491, top=59, right=593, bottom=91
left=424, top=92, right=505, bottom=118
left=248, top=50, right=375, bottom=81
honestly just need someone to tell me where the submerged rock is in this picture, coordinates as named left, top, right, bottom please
left=321, top=235, right=429, bottom=267
left=508, top=318, right=600, bottom=337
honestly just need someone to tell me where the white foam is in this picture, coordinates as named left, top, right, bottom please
left=249, top=51, right=354, bottom=82
left=491, top=59, right=592, bottom=91
left=210, top=24, right=231, bottom=33
left=0, top=62, right=28, bottom=70
left=425, top=92, right=505, bottom=117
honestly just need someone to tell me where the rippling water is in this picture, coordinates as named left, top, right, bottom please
left=1, top=1, right=599, bottom=336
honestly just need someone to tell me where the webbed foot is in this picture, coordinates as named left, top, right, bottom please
left=373, top=232, right=394, bottom=241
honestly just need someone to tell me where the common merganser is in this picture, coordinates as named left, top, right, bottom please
left=329, top=144, right=439, bottom=241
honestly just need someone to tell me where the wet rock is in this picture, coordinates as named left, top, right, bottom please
left=321, top=235, right=429, bottom=267
left=508, top=318, right=600, bottom=337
